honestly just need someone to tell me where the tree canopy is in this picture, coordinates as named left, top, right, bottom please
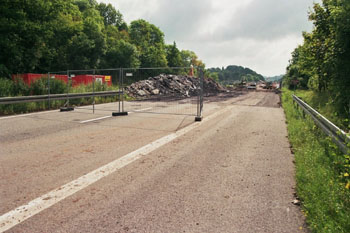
left=284, top=0, right=350, bottom=116
left=208, top=65, right=265, bottom=85
left=0, top=0, right=204, bottom=78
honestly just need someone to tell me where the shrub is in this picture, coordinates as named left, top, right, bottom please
left=0, top=78, right=13, bottom=97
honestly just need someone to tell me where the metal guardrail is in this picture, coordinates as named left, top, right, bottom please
left=293, top=94, right=350, bottom=154
left=0, top=91, right=119, bottom=104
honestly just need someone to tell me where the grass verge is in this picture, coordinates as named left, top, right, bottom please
left=282, top=88, right=350, bottom=232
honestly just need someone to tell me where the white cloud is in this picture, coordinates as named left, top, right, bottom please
left=99, top=0, right=319, bottom=76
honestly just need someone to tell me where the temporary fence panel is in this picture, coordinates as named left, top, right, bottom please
left=121, top=67, right=203, bottom=118
left=46, top=67, right=204, bottom=119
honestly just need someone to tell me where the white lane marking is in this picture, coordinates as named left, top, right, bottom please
left=0, top=106, right=231, bottom=232
left=133, top=107, right=152, bottom=112
left=79, top=116, right=112, bottom=124
left=0, top=102, right=119, bottom=120
left=0, top=110, right=58, bottom=120
left=79, top=108, right=154, bottom=123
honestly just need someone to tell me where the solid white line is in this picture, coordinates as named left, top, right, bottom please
left=0, top=110, right=58, bottom=120
left=79, top=116, right=112, bottom=124
left=0, top=106, right=231, bottom=232
left=0, top=102, right=119, bottom=120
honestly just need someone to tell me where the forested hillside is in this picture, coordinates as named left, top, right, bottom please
left=208, top=65, right=265, bottom=85
left=265, top=75, right=283, bottom=82
left=284, top=0, right=350, bottom=118
left=0, top=0, right=204, bottom=78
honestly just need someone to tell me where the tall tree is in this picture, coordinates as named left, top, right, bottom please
left=166, top=42, right=183, bottom=68
left=129, top=19, right=167, bottom=68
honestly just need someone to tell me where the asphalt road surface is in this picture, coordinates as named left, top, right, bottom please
left=0, top=91, right=307, bottom=233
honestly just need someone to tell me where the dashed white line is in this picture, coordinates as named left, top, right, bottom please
left=133, top=107, right=152, bottom=112
left=0, top=106, right=232, bottom=233
left=79, top=116, right=112, bottom=124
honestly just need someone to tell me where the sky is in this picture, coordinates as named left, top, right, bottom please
left=99, top=0, right=319, bottom=77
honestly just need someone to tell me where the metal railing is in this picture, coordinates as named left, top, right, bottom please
left=0, top=91, right=119, bottom=104
left=293, top=94, right=350, bottom=154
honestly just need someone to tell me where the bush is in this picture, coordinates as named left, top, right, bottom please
left=0, top=78, right=13, bottom=97
left=12, top=78, right=30, bottom=96
left=49, top=78, right=67, bottom=94
left=30, top=78, right=47, bottom=95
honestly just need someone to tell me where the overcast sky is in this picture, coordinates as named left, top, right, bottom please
left=99, top=0, right=319, bottom=76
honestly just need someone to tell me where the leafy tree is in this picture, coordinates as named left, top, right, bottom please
left=97, top=2, right=127, bottom=31
left=129, top=19, right=167, bottom=68
left=100, top=39, right=140, bottom=68
left=166, top=42, right=183, bottom=68
left=208, top=65, right=264, bottom=85
left=285, top=0, right=350, bottom=116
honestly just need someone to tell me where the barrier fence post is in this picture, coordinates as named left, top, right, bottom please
left=60, top=70, right=74, bottom=112
left=112, top=68, right=128, bottom=116
left=195, top=68, right=203, bottom=121
left=48, top=72, right=50, bottom=110
left=119, top=68, right=121, bottom=113
left=122, top=68, right=125, bottom=112
left=93, top=69, right=95, bottom=114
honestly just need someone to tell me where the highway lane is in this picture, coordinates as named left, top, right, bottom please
left=0, top=97, right=221, bottom=216
left=0, top=91, right=306, bottom=232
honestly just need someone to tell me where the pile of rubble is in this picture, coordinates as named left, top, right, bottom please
left=125, top=74, right=226, bottom=98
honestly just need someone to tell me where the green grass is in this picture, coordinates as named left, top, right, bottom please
left=282, top=88, right=350, bottom=232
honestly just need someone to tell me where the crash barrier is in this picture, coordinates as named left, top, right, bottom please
left=293, top=94, right=350, bottom=154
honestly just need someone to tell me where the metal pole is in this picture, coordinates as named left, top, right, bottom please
left=195, top=68, right=203, bottom=121
left=93, top=69, right=95, bottom=114
left=200, top=69, right=204, bottom=115
left=122, top=68, right=124, bottom=112
left=67, top=70, right=70, bottom=107
left=119, top=68, right=121, bottom=113
left=48, top=72, right=50, bottom=110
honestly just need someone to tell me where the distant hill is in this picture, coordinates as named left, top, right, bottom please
left=208, top=65, right=265, bottom=85
left=265, top=75, right=284, bottom=82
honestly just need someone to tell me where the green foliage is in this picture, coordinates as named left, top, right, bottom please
left=30, top=78, right=47, bottom=95
left=129, top=19, right=167, bottom=69
left=0, top=78, right=13, bottom=97
left=282, top=88, right=350, bottom=232
left=208, top=65, right=265, bottom=85
left=0, top=0, right=205, bottom=79
left=284, top=0, right=350, bottom=117
left=12, top=78, right=30, bottom=96
left=166, top=42, right=183, bottom=68
left=49, top=79, right=67, bottom=94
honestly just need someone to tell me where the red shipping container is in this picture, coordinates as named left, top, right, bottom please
left=12, top=73, right=69, bottom=85
left=50, top=74, right=68, bottom=83
left=72, top=75, right=112, bottom=87
left=12, top=73, right=44, bottom=85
